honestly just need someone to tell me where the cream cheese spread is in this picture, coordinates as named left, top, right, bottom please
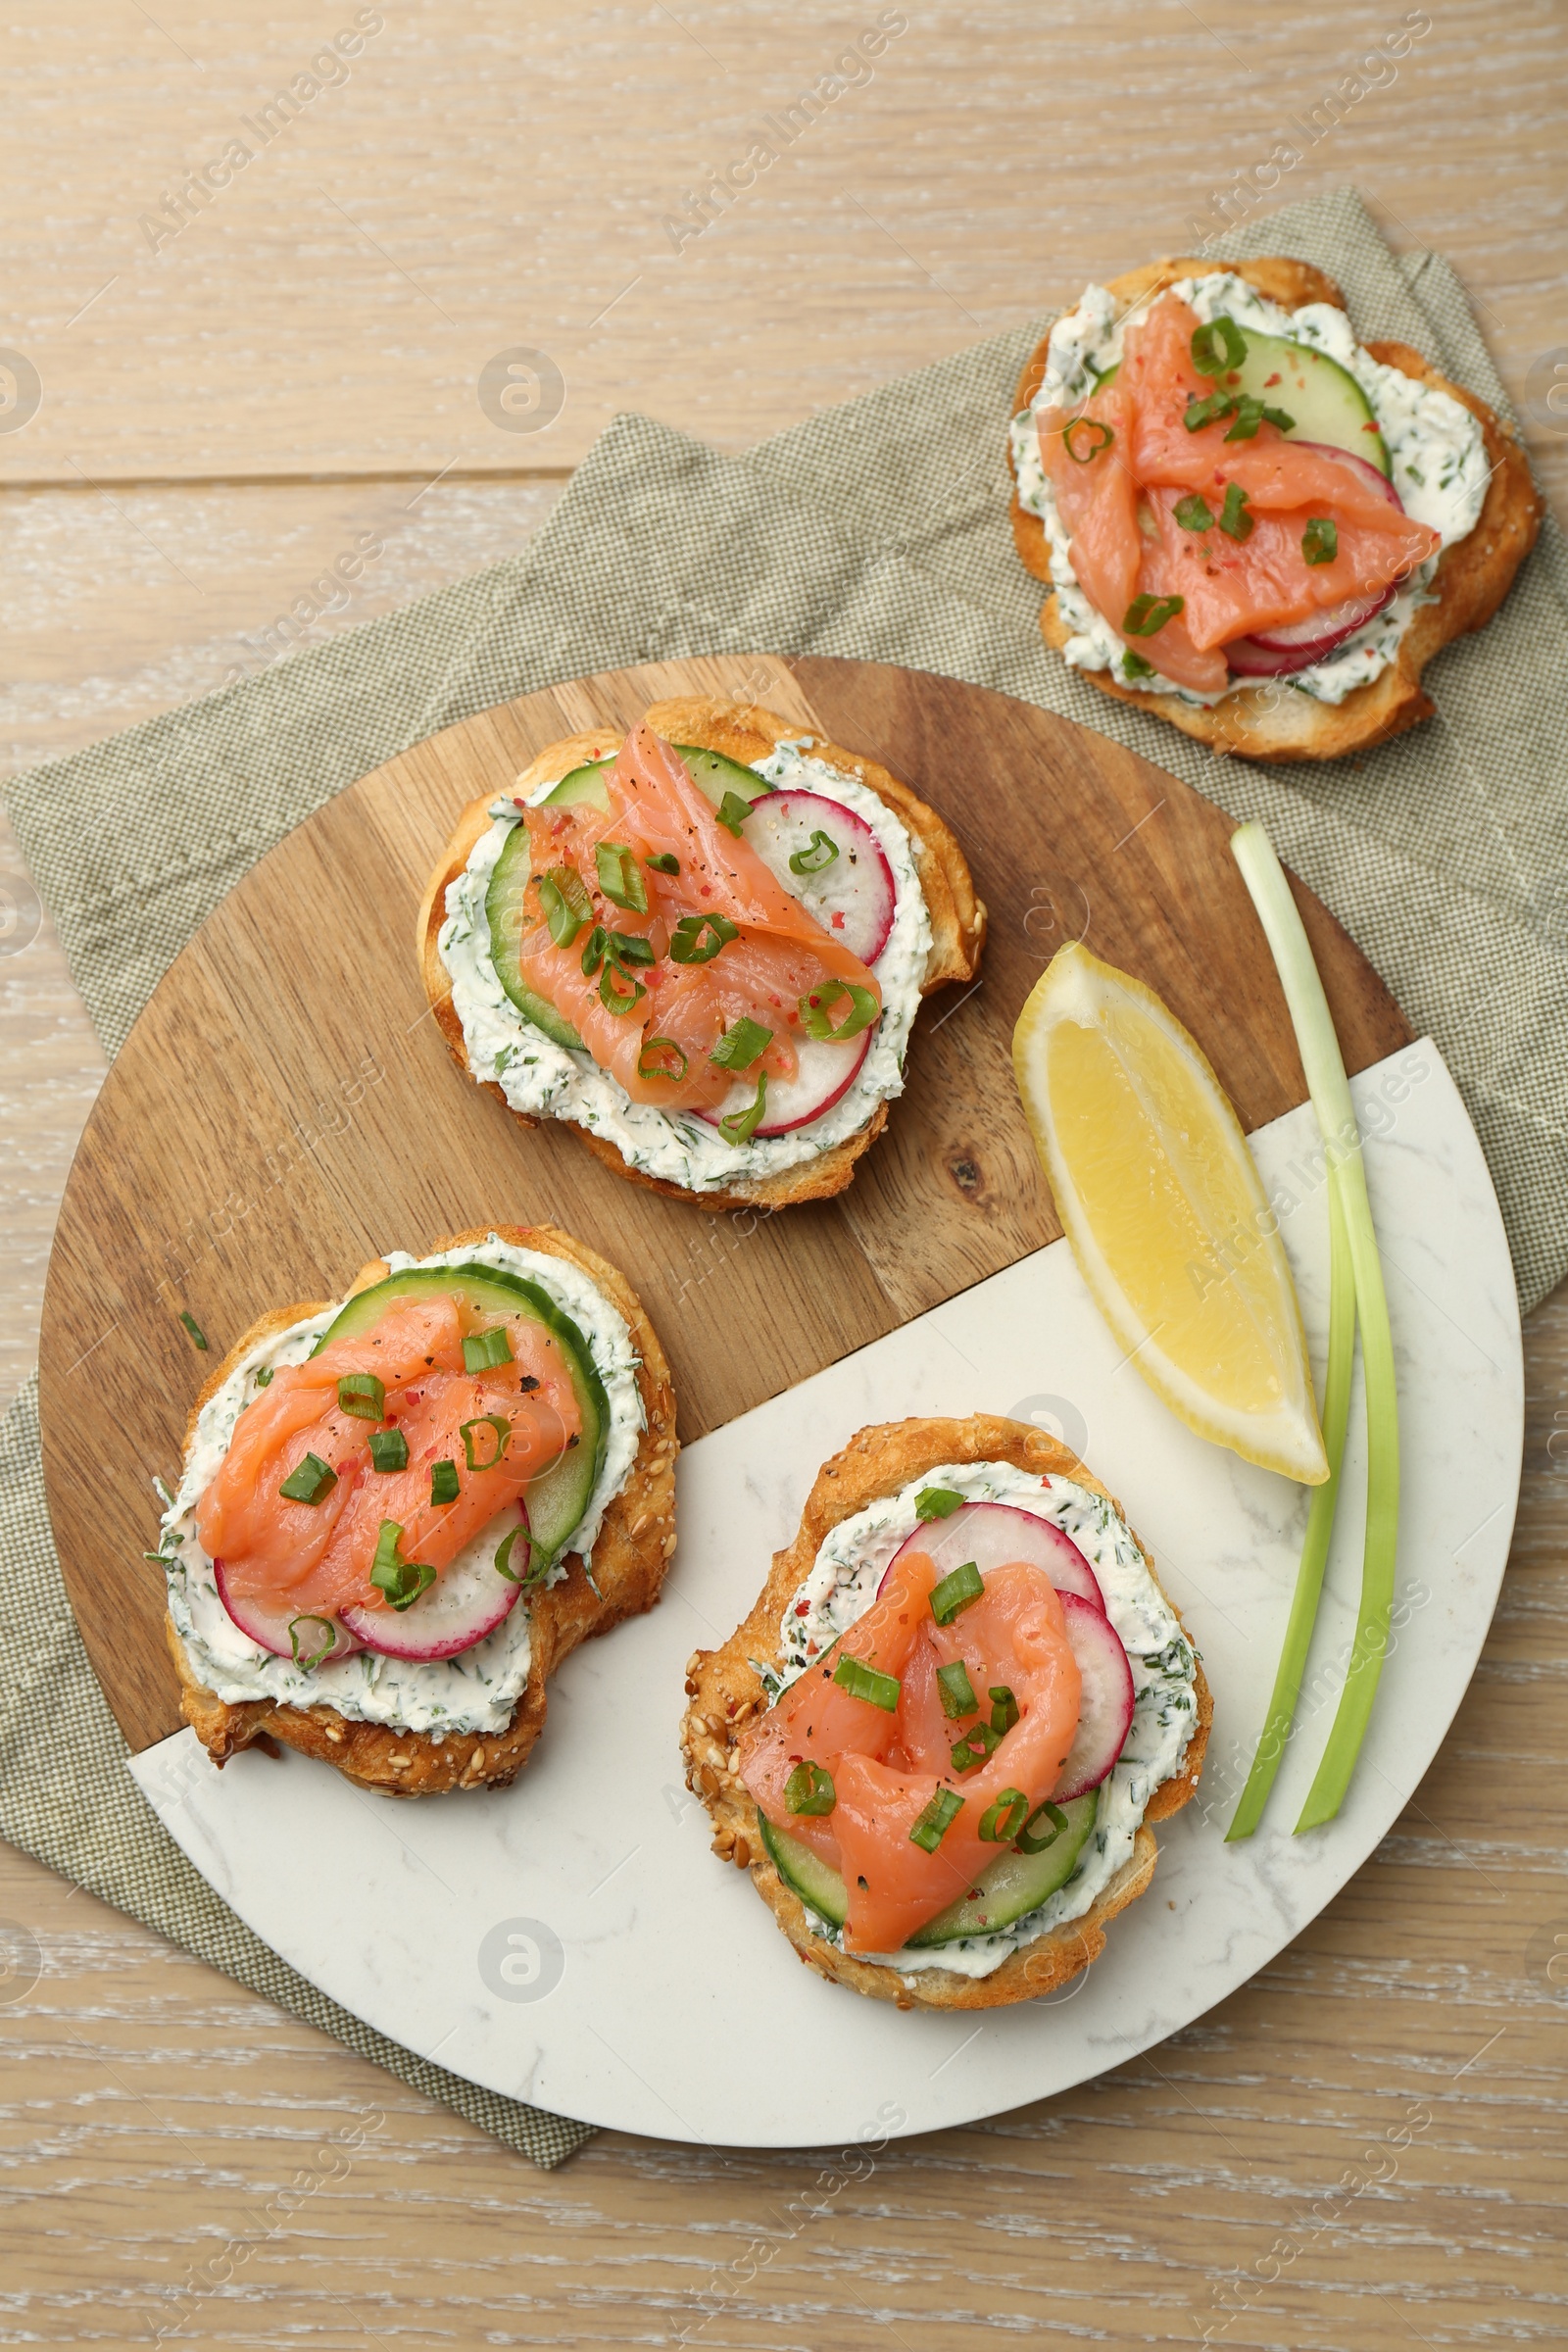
left=437, top=742, right=933, bottom=1193
left=766, top=1460, right=1199, bottom=1980
left=160, top=1234, right=645, bottom=1740
left=1009, top=270, right=1489, bottom=708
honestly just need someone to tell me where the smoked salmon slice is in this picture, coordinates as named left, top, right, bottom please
left=1037, top=292, right=1442, bottom=692
left=741, top=1547, right=1082, bottom=1956
left=515, top=725, right=882, bottom=1110
left=197, top=1294, right=580, bottom=1619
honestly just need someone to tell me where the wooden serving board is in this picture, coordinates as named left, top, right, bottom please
left=37, top=655, right=1411, bottom=1757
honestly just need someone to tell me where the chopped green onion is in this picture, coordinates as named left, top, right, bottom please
left=494, top=1524, right=543, bottom=1586
left=646, top=851, right=680, bottom=874
left=337, top=1372, right=385, bottom=1420
left=369, top=1520, right=435, bottom=1612
left=930, top=1560, right=984, bottom=1626
left=710, top=1015, right=773, bottom=1072
left=1190, top=315, right=1247, bottom=375
left=670, top=911, right=738, bottom=964
left=1015, top=1798, right=1068, bottom=1854
left=637, top=1035, right=690, bottom=1084
left=715, top=790, right=753, bottom=836
left=979, top=1788, right=1028, bottom=1843
left=429, top=1458, right=460, bottom=1505
left=1227, top=1176, right=1354, bottom=1842
left=461, top=1413, right=512, bottom=1472
left=1216, top=482, right=1253, bottom=542
left=799, top=980, right=879, bottom=1041
left=1228, top=823, right=1398, bottom=1836
left=595, top=841, right=648, bottom=913
left=718, top=1072, right=767, bottom=1146
left=1062, top=416, right=1114, bottom=463
left=1222, top=394, right=1291, bottom=443
left=936, top=1659, right=978, bottom=1719
left=1122, top=651, right=1155, bottom=679
left=989, top=1685, right=1019, bottom=1736
left=254, top=1365, right=273, bottom=1387
left=608, top=929, right=656, bottom=967
left=1302, top=515, right=1338, bottom=565
left=288, top=1614, right=336, bottom=1670
left=788, top=829, right=840, bottom=875
left=178, top=1310, right=210, bottom=1350
left=599, top=959, right=647, bottom=1016
left=580, top=921, right=609, bottom=976
left=909, top=1788, right=963, bottom=1853
left=538, top=866, right=591, bottom=948
left=832, top=1653, right=902, bottom=1711
left=463, top=1326, right=514, bottom=1373
left=915, top=1487, right=964, bottom=1521
left=1184, top=389, right=1238, bottom=431
left=1173, top=493, right=1214, bottom=532
left=785, top=1761, right=837, bottom=1816
left=1124, top=593, right=1185, bottom=637
left=279, top=1451, right=337, bottom=1504
left=950, top=1721, right=1002, bottom=1773
left=368, top=1426, right=409, bottom=1473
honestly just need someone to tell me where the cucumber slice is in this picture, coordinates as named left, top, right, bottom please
left=1097, top=325, right=1390, bottom=475
left=542, top=744, right=773, bottom=814
left=757, top=1788, right=1101, bottom=1946
left=1225, top=329, right=1390, bottom=476
left=484, top=826, right=584, bottom=1052
left=313, top=1262, right=610, bottom=1563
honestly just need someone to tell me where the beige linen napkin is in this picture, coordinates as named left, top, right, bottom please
left=2, top=187, right=1562, bottom=2162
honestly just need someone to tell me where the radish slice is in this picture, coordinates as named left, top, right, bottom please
left=1225, top=442, right=1406, bottom=676
left=698, top=1025, right=872, bottom=1139
left=742, top=789, right=896, bottom=965
left=214, top=1559, right=361, bottom=1664
left=883, top=1501, right=1106, bottom=1614
left=1054, top=1591, right=1136, bottom=1800
left=339, top=1507, right=526, bottom=1662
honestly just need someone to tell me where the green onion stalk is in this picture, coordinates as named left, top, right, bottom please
left=1225, top=823, right=1400, bottom=1837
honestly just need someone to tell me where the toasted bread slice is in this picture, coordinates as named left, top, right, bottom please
left=680, top=1414, right=1211, bottom=2010
left=167, top=1223, right=677, bottom=1796
left=416, top=697, right=986, bottom=1210
left=1008, top=257, right=1542, bottom=762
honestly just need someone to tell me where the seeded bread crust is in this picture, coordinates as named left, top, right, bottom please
left=416, top=696, right=986, bottom=1210
left=166, top=1223, right=677, bottom=1795
left=1008, top=255, right=1542, bottom=762
left=679, top=1414, right=1212, bottom=2012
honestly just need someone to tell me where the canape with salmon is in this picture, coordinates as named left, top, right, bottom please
left=419, top=697, right=985, bottom=1207
left=681, top=1414, right=1209, bottom=2009
left=1008, top=256, right=1541, bottom=760
left=158, top=1226, right=675, bottom=1794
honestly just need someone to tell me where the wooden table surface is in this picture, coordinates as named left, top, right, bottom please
left=2, top=4, right=1565, bottom=2342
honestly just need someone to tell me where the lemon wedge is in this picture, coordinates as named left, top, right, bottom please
left=1013, top=941, right=1329, bottom=1485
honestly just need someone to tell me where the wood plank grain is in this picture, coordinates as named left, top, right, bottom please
left=34, top=654, right=1408, bottom=1756
left=3, top=0, right=1565, bottom=515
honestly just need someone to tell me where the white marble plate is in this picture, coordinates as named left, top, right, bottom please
left=132, top=1042, right=1522, bottom=2147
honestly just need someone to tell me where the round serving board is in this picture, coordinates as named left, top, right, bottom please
left=37, top=654, right=1409, bottom=1756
